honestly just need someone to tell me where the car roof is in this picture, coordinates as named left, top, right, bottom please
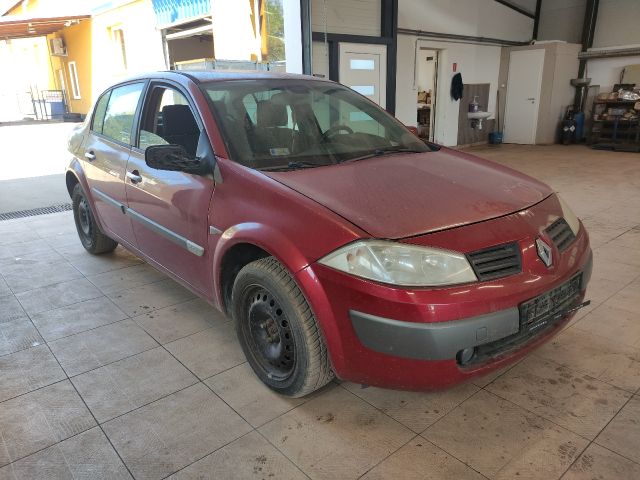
left=122, top=70, right=332, bottom=85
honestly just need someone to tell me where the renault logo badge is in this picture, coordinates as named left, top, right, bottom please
left=536, top=238, right=553, bottom=267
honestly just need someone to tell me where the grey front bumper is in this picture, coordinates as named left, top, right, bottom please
left=350, top=308, right=520, bottom=361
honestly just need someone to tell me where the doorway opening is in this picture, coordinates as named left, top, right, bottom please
left=416, top=48, right=438, bottom=141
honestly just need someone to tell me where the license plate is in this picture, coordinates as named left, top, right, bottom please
left=519, top=274, right=582, bottom=330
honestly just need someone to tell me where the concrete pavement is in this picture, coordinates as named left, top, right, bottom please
left=0, top=122, right=78, bottom=214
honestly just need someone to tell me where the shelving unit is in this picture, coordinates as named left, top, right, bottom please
left=589, top=99, right=640, bottom=150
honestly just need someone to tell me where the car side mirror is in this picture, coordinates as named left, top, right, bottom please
left=145, top=144, right=202, bottom=174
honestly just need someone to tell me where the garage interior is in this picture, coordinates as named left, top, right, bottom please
left=1, top=0, right=640, bottom=479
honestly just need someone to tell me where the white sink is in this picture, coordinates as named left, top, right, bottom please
left=467, top=111, right=492, bottom=120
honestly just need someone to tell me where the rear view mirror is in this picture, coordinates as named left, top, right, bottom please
left=145, top=144, right=202, bottom=174
left=406, top=125, right=419, bottom=136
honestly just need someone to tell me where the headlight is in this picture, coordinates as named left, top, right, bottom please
left=558, top=195, right=581, bottom=235
left=318, top=240, right=477, bottom=287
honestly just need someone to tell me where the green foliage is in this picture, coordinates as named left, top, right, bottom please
left=266, top=0, right=285, bottom=62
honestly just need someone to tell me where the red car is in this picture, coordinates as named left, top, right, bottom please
left=66, top=71, right=592, bottom=397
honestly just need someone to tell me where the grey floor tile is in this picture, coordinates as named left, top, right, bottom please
left=0, top=239, right=51, bottom=262
left=0, top=380, right=95, bottom=467
left=0, top=427, right=131, bottom=480
left=535, top=328, right=640, bottom=393
left=0, top=345, right=66, bottom=402
left=72, top=347, right=197, bottom=423
left=87, top=263, right=167, bottom=295
left=107, top=278, right=196, bottom=317
left=30, top=296, right=128, bottom=342
left=0, top=296, right=26, bottom=324
left=0, top=278, right=10, bottom=297
left=133, top=298, right=227, bottom=344
left=2, top=262, right=82, bottom=294
left=103, top=383, right=251, bottom=480
left=561, top=443, right=640, bottom=480
left=487, top=356, right=631, bottom=439
left=0, top=249, right=66, bottom=271
left=0, top=316, right=43, bottom=356
left=342, top=381, right=479, bottom=433
left=259, top=386, right=414, bottom=479
left=49, top=319, right=158, bottom=377
left=206, top=363, right=307, bottom=427
left=595, top=395, right=640, bottom=464
left=168, top=431, right=305, bottom=480
left=361, top=438, right=485, bottom=480
left=56, top=245, right=143, bottom=276
left=164, top=323, right=245, bottom=380
left=15, top=278, right=102, bottom=316
left=423, top=390, right=588, bottom=480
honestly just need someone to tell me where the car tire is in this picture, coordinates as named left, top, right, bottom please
left=72, top=183, right=118, bottom=254
left=232, top=257, right=334, bottom=397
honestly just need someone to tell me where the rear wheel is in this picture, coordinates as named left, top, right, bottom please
left=232, top=257, right=334, bottom=397
left=72, top=183, right=118, bottom=254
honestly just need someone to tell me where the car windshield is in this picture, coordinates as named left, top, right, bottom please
left=201, top=79, right=433, bottom=170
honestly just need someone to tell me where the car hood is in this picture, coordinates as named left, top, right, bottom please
left=265, top=148, right=553, bottom=239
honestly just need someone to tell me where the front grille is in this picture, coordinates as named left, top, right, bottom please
left=466, top=242, right=522, bottom=281
left=545, top=218, right=575, bottom=252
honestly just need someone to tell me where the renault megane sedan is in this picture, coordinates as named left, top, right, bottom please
left=66, top=70, right=592, bottom=397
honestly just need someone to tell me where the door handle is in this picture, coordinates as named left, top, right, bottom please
left=84, top=151, right=96, bottom=161
left=126, top=170, right=142, bottom=183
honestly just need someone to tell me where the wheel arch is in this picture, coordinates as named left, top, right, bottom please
left=213, top=222, right=313, bottom=315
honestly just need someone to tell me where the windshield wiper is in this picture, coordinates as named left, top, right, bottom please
left=339, top=146, right=424, bottom=164
left=259, top=161, right=324, bottom=172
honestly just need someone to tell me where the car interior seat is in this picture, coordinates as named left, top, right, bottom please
left=161, top=104, right=200, bottom=157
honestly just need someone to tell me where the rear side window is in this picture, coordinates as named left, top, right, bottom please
left=101, top=82, right=144, bottom=145
left=91, top=91, right=111, bottom=133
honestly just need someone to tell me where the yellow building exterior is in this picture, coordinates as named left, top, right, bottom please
left=0, top=0, right=165, bottom=119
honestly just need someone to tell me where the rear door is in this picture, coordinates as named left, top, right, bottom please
left=83, top=82, right=145, bottom=245
left=124, top=82, right=215, bottom=295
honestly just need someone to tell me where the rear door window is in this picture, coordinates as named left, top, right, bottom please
left=91, top=91, right=111, bottom=134
left=101, top=82, right=145, bottom=145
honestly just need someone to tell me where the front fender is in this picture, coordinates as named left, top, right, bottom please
left=211, top=221, right=312, bottom=307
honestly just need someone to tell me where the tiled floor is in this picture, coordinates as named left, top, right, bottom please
left=0, top=144, right=639, bottom=479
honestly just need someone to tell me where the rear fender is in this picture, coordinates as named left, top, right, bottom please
left=65, top=159, right=108, bottom=233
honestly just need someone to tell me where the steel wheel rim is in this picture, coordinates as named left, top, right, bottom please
left=78, top=198, right=91, bottom=236
left=244, top=286, right=296, bottom=380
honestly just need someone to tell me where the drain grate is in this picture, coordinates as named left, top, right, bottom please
left=0, top=203, right=73, bottom=221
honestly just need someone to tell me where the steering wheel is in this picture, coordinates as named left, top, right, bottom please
left=322, top=124, right=354, bottom=140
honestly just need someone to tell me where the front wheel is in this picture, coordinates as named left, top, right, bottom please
left=72, top=183, right=118, bottom=254
left=232, top=257, right=334, bottom=397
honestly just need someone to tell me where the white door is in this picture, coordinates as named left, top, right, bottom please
left=339, top=43, right=386, bottom=109
left=504, top=49, right=545, bottom=144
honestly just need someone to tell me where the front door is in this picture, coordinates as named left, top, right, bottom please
left=504, top=49, right=545, bottom=144
left=125, top=83, right=214, bottom=296
left=83, top=82, right=145, bottom=245
left=339, top=43, right=387, bottom=109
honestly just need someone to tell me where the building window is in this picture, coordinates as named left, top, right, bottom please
left=68, top=61, right=81, bottom=99
left=110, top=26, right=127, bottom=71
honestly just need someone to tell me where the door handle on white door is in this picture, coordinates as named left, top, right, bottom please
left=527, top=97, right=535, bottom=102
left=126, top=171, right=142, bottom=183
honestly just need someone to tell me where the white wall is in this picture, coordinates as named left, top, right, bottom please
left=399, top=0, right=533, bottom=42
left=396, top=35, right=502, bottom=146
left=537, top=0, right=640, bottom=92
left=587, top=54, right=640, bottom=91
left=311, top=0, right=381, bottom=36
left=537, top=0, right=585, bottom=44
left=394, top=0, right=532, bottom=146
